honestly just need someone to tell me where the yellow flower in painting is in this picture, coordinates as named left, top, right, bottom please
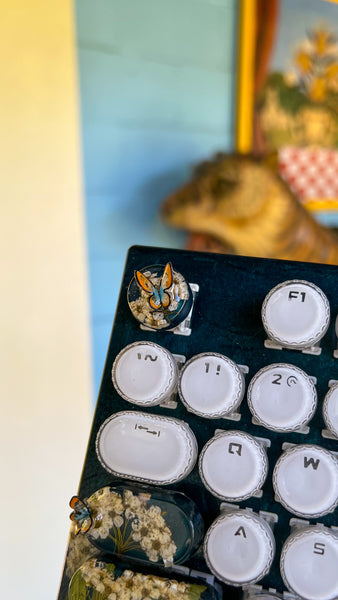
left=313, top=29, right=334, bottom=56
left=309, top=77, right=327, bottom=102
left=325, top=62, right=338, bottom=82
left=294, top=50, right=312, bottom=74
left=291, top=26, right=338, bottom=102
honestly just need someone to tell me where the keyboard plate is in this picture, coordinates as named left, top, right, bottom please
left=58, top=246, right=338, bottom=599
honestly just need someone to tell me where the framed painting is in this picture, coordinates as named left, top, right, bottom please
left=236, top=0, right=338, bottom=224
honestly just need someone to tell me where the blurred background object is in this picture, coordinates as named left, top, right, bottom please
left=161, top=0, right=338, bottom=282
left=161, top=153, right=338, bottom=263
left=254, top=0, right=338, bottom=218
left=237, top=0, right=338, bottom=220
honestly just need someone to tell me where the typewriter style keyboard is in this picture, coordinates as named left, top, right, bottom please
left=58, top=246, right=338, bottom=600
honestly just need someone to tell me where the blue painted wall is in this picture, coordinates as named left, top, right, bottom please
left=75, top=0, right=237, bottom=396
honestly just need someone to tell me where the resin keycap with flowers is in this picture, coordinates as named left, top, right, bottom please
left=68, top=558, right=220, bottom=600
left=68, top=485, right=203, bottom=567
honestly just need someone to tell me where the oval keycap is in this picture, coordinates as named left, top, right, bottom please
left=68, top=558, right=220, bottom=600
left=69, top=484, right=204, bottom=566
left=96, top=411, right=198, bottom=485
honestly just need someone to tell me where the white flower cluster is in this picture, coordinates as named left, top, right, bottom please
left=87, top=488, right=177, bottom=565
left=131, top=503, right=177, bottom=565
left=89, top=487, right=125, bottom=539
left=80, top=560, right=194, bottom=600
left=65, top=527, right=98, bottom=578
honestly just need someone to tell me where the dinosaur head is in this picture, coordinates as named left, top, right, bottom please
left=161, top=154, right=270, bottom=232
left=161, top=152, right=338, bottom=263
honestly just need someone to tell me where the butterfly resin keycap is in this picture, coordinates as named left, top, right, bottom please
left=127, top=262, right=193, bottom=330
left=68, top=485, right=204, bottom=566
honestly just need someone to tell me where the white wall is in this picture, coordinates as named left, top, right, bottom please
left=0, top=2, right=92, bottom=598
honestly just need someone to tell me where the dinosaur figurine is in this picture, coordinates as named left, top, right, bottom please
left=161, top=153, right=338, bottom=265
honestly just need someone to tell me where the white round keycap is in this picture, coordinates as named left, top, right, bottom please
left=247, top=363, right=317, bottom=432
left=199, top=431, right=268, bottom=501
left=262, top=280, right=330, bottom=349
left=178, top=352, right=244, bottom=418
left=323, top=384, right=338, bottom=437
left=204, top=510, right=275, bottom=586
left=273, top=444, right=338, bottom=517
left=112, top=341, right=178, bottom=406
left=281, top=526, right=338, bottom=600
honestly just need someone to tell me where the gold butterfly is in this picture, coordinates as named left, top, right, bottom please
left=69, top=495, right=92, bottom=535
left=135, top=263, right=173, bottom=310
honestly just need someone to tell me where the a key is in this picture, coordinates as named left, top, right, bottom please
left=273, top=444, right=338, bottom=517
left=247, top=363, right=317, bottom=432
left=204, top=509, right=275, bottom=586
left=323, top=383, right=338, bottom=438
left=280, top=525, right=338, bottom=600
left=262, top=280, right=330, bottom=352
left=127, top=262, right=193, bottom=330
left=96, top=411, right=198, bottom=485
left=199, top=430, right=268, bottom=501
left=178, top=352, right=245, bottom=418
left=112, top=341, right=178, bottom=406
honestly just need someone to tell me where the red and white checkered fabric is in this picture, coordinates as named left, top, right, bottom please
left=278, top=147, right=338, bottom=202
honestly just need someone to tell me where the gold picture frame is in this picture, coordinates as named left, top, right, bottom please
left=235, top=0, right=338, bottom=219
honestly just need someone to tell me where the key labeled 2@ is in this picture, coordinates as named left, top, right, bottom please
left=247, top=363, right=317, bottom=432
